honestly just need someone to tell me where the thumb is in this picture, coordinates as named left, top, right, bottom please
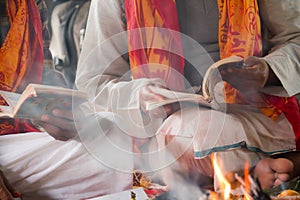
left=244, top=56, right=261, bottom=67
left=244, top=56, right=269, bottom=87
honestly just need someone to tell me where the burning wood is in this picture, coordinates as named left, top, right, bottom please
left=134, top=155, right=300, bottom=200
left=208, top=154, right=300, bottom=200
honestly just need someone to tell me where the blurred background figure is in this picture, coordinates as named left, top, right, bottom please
left=47, top=0, right=91, bottom=88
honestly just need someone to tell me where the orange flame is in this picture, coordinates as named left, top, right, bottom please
left=243, top=162, right=252, bottom=200
left=210, top=154, right=253, bottom=200
left=211, top=153, right=231, bottom=200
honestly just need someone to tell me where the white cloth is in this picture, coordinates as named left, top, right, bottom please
left=75, top=0, right=300, bottom=191
left=157, top=105, right=295, bottom=158
left=76, top=0, right=300, bottom=141
left=76, top=0, right=300, bottom=110
left=0, top=112, right=133, bottom=200
left=76, top=0, right=163, bottom=136
left=154, top=104, right=296, bottom=164
left=149, top=87, right=296, bottom=188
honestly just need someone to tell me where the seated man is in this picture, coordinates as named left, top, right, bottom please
left=76, top=0, right=300, bottom=193
left=1, top=0, right=299, bottom=198
left=0, top=0, right=133, bottom=199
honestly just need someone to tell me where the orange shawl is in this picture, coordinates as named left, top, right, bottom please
left=0, top=0, right=43, bottom=134
left=124, top=0, right=185, bottom=91
left=218, top=0, right=300, bottom=149
left=125, top=0, right=300, bottom=149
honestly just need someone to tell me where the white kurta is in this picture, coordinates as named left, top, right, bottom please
left=74, top=0, right=300, bottom=188
left=0, top=112, right=133, bottom=200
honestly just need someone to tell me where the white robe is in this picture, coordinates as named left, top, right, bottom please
left=0, top=112, right=133, bottom=200
left=75, top=0, right=300, bottom=188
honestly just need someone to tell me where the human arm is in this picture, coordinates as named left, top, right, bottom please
left=259, top=0, right=300, bottom=96
left=75, top=0, right=168, bottom=133
left=220, top=0, right=300, bottom=101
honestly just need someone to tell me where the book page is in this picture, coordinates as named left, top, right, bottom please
left=0, top=106, right=14, bottom=117
left=0, top=84, right=88, bottom=119
left=0, top=91, right=22, bottom=109
left=25, top=83, right=87, bottom=100
left=145, top=86, right=211, bottom=111
left=202, top=55, right=244, bottom=100
left=14, top=92, right=87, bottom=119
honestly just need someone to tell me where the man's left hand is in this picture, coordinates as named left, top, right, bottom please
left=220, top=56, right=269, bottom=92
left=219, top=56, right=270, bottom=106
left=32, top=108, right=77, bottom=141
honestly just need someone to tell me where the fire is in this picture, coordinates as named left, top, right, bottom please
left=243, top=162, right=252, bottom=200
left=211, top=153, right=231, bottom=199
left=210, top=153, right=253, bottom=200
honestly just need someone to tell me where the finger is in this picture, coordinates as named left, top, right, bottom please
left=41, top=114, right=76, bottom=132
left=270, top=158, right=294, bottom=174
left=274, top=178, right=283, bottom=187
left=52, top=108, right=73, bottom=120
left=143, top=91, right=165, bottom=102
left=140, top=84, right=160, bottom=101
left=148, top=102, right=180, bottom=119
left=244, top=56, right=261, bottom=67
left=220, top=67, right=248, bottom=89
left=277, top=173, right=290, bottom=183
left=221, top=67, right=265, bottom=91
left=140, top=94, right=164, bottom=113
left=222, top=66, right=262, bottom=81
left=35, top=121, right=75, bottom=141
left=36, top=117, right=76, bottom=141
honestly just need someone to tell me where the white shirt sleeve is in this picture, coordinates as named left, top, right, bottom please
left=75, top=0, right=163, bottom=136
left=260, top=0, right=300, bottom=96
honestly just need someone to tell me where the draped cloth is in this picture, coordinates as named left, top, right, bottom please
left=124, top=0, right=300, bottom=149
left=217, top=0, right=300, bottom=149
left=124, top=0, right=185, bottom=91
left=0, top=0, right=43, bottom=134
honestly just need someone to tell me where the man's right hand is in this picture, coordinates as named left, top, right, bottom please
left=139, top=83, right=179, bottom=119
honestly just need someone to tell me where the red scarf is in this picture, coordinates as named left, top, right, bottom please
left=125, top=0, right=300, bottom=149
left=124, top=0, right=185, bottom=91
left=218, top=0, right=300, bottom=149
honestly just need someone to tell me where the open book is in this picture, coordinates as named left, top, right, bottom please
left=145, top=55, right=244, bottom=111
left=0, top=83, right=87, bottom=119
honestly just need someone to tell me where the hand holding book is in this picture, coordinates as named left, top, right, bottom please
left=0, top=83, right=87, bottom=119
left=219, top=56, right=269, bottom=92
left=139, top=83, right=177, bottom=119
left=143, top=55, right=246, bottom=113
left=219, top=56, right=270, bottom=107
left=32, top=108, right=77, bottom=141
left=0, top=84, right=88, bottom=141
